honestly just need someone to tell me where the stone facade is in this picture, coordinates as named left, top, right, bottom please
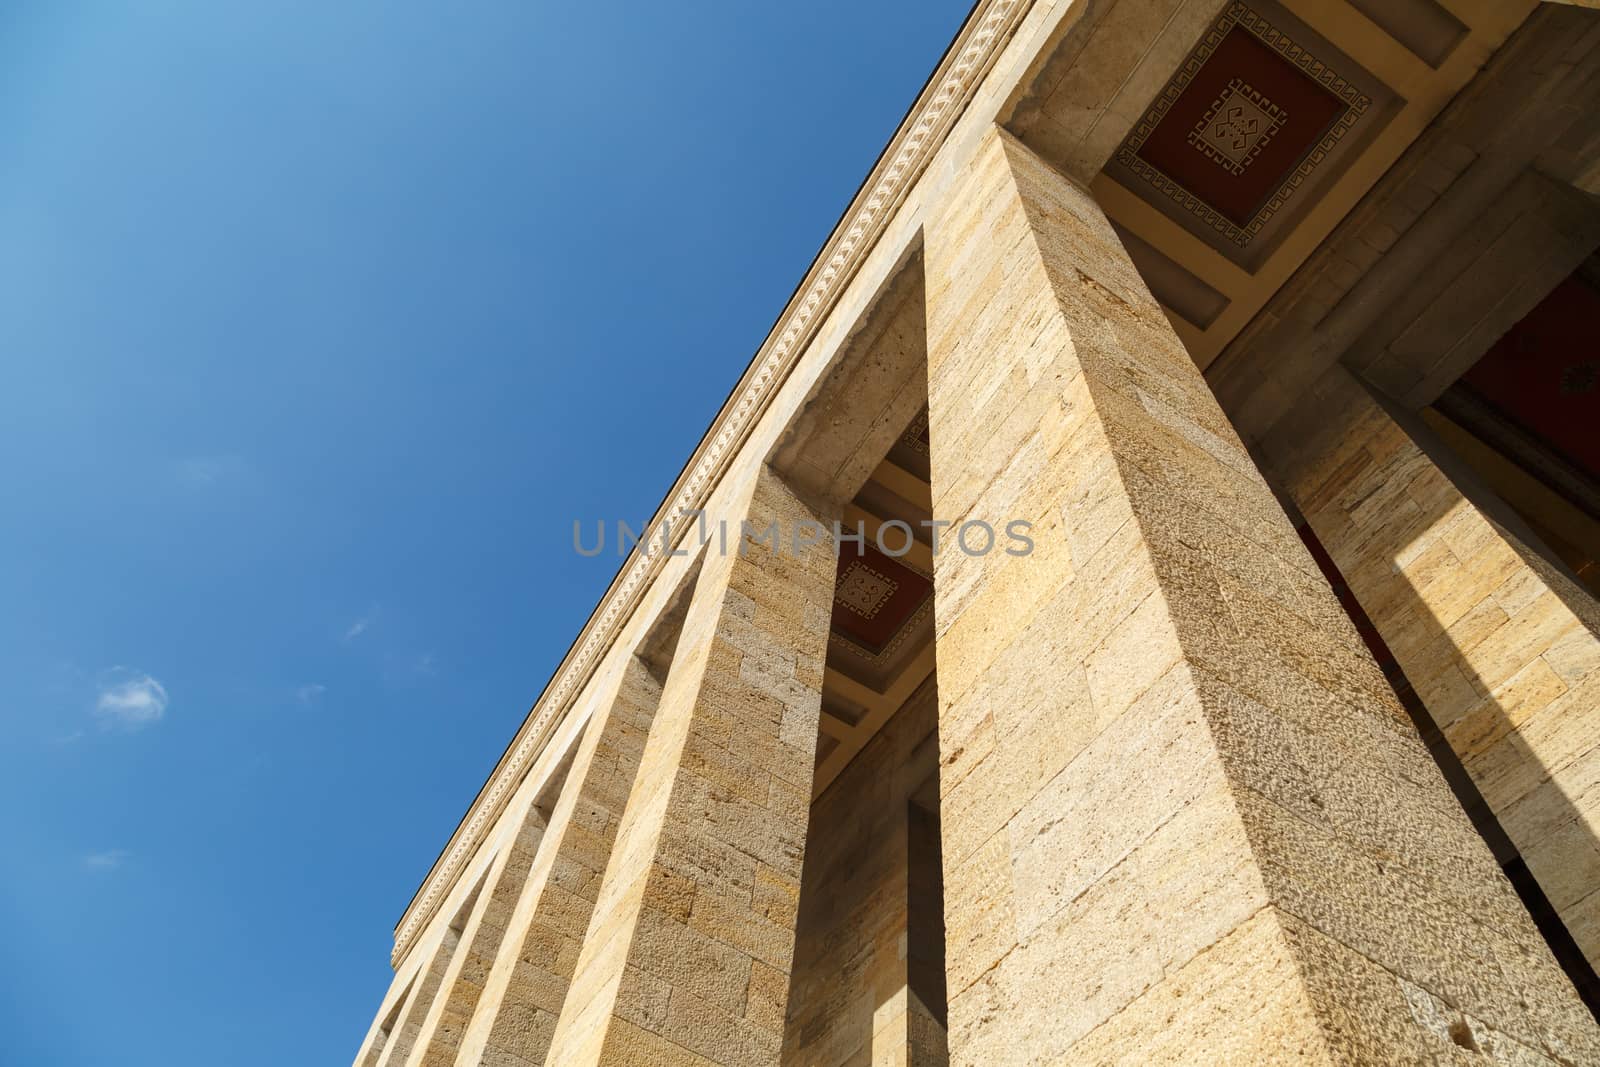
left=544, top=466, right=837, bottom=1067
left=782, top=678, right=943, bottom=1067
left=355, top=1, right=1600, bottom=1063
left=1264, top=364, right=1600, bottom=975
left=924, top=126, right=1595, bottom=1064
left=454, top=654, right=663, bottom=1066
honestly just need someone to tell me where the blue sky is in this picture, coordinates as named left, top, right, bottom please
left=0, top=2, right=973, bottom=1063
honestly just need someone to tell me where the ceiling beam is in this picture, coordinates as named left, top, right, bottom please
left=842, top=502, right=935, bottom=572
left=869, top=456, right=933, bottom=510
left=814, top=642, right=937, bottom=799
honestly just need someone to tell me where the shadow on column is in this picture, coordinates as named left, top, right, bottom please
left=780, top=677, right=947, bottom=1066
left=1289, top=392, right=1600, bottom=1017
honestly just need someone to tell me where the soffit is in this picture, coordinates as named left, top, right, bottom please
left=1205, top=4, right=1600, bottom=450
left=813, top=409, right=938, bottom=800
left=1011, top=0, right=1539, bottom=368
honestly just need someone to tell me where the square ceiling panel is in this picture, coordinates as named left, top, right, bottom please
left=1104, top=0, right=1396, bottom=269
left=830, top=546, right=931, bottom=657
left=828, top=542, right=933, bottom=691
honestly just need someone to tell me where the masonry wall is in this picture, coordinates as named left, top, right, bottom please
left=1263, top=364, right=1600, bottom=971
left=782, top=680, right=944, bottom=1067
left=921, top=125, right=1600, bottom=1064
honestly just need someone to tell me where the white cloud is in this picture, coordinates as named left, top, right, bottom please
left=95, top=673, right=168, bottom=729
left=295, top=683, right=326, bottom=704
left=83, top=849, right=129, bottom=871
left=343, top=613, right=374, bottom=641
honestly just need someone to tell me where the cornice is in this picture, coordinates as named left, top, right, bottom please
left=391, top=0, right=1033, bottom=967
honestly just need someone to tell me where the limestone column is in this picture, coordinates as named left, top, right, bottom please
left=542, top=465, right=836, bottom=1066
left=400, top=799, right=548, bottom=1065
left=922, top=127, right=1600, bottom=1064
left=374, top=921, right=464, bottom=1067
left=452, top=653, right=662, bottom=1066
left=353, top=971, right=416, bottom=1067
left=1263, top=362, right=1600, bottom=969
left=779, top=680, right=943, bottom=1067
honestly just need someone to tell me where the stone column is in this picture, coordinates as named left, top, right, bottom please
left=401, top=800, right=548, bottom=1065
left=453, top=654, right=662, bottom=1066
left=1264, top=362, right=1600, bottom=969
left=922, top=127, right=1599, bottom=1064
left=353, top=972, right=415, bottom=1067
left=374, top=924, right=462, bottom=1067
left=780, top=679, right=943, bottom=1067
left=543, top=465, right=836, bottom=1067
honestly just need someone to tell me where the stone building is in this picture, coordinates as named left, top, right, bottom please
left=354, top=0, right=1600, bottom=1062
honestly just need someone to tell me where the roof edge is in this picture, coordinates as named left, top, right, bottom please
left=390, top=0, right=1034, bottom=968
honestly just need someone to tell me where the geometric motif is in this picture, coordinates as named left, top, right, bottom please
left=901, top=407, right=931, bottom=460
left=835, top=559, right=900, bottom=621
left=1189, top=78, right=1285, bottom=175
left=1113, top=0, right=1372, bottom=249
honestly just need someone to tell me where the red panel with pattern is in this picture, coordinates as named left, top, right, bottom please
left=830, top=545, right=932, bottom=656
left=1136, top=26, right=1347, bottom=227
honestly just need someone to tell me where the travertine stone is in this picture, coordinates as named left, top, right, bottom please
left=356, top=969, right=413, bottom=1067
left=355, top=4, right=1600, bottom=1060
left=453, top=654, right=663, bottom=1066
left=770, top=263, right=928, bottom=510
left=542, top=466, right=837, bottom=1067
left=1263, top=362, right=1600, bottom=970
left=922, top=126, right=1600, bottom=1065
left=781, top=679, right=945, bottom=1067
left=375, top=923, right=463, bottom=1067
left=404, top=801, right=549, bottom=1066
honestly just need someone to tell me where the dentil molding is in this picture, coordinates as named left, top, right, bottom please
left=392, top=0, right=1033, bottom=967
